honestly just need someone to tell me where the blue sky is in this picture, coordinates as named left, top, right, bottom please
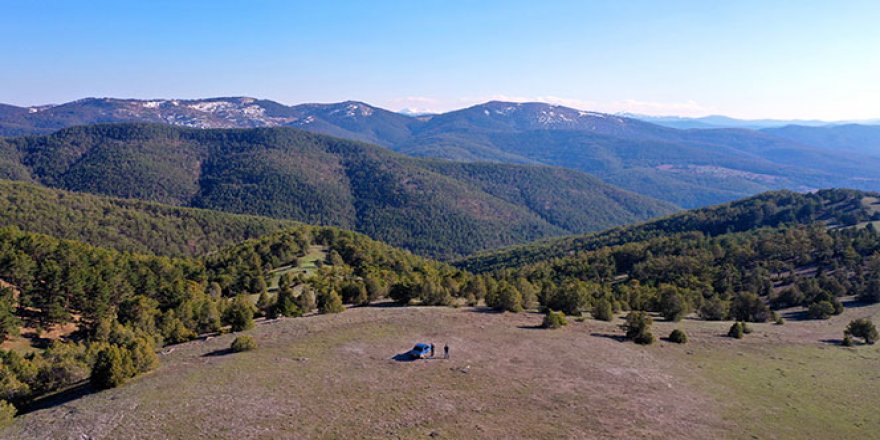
left=2, top=0, right=879, bottom=119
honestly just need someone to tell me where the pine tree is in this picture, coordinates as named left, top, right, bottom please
left=318, top=290, right=344, bottom=314
left=90, top=345, right=130, bottom=390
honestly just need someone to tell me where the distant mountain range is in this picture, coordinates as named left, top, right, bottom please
left=3, top=97, right=880, bottom=208
left=0, top=123, right=673, bottom=258
left=623, top=114, right=880, bottom=130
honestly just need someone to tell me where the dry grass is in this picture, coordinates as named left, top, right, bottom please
left=5, top=303, right=879, bottom=439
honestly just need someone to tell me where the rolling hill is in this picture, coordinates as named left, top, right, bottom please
left=0, top=180, right=302, bottom=257
left=6, top=97, right=880, bottom=209
left=457, top=188, right=880, bottom=273
left=0, top=124, right=674, bottom=258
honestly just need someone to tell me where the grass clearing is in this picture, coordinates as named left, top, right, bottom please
left=676, top=343, right=880, bottom=440
left=267, top=245, right=327, bottom=290
left=6, top=304, right=880, bottom=439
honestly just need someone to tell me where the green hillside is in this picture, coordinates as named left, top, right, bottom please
left=0, top=218, right=469, bottom=415
left=453, top=189, right=880, bottom=332
left=0, top=180, right=299, bottom=257
left=0, top=124, right=674, bottom=258
left=458, top=189, right=880, bottom=272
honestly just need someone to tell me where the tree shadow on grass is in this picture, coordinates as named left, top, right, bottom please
left=202, top=348, right=234, bottom=357
left=841, top=298, right=876, bottom=309
left=517, top=324, right=546, bottom=330
left=590, top=332, right=627, bottom=343
left=820, top=338, right=844, bottom=346
left=779, top=309, right=812, bottom=322
left=17, top=381, right=93, bottom=415
left=367, top=301, right=406, bottom=308
left=468, top=307, right=502, bottom=314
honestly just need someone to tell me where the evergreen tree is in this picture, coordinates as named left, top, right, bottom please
left=90, top=345, right=130, bottom=390
left=622, top=311, right=654, bottom=345
left=845, top=318, right=878, bottom=344
left=318, top=290, right=344, bottom=314
left=296, top=286, right=317, bottom=313
left=272, top=283, right=301, bottom=318
left=224, top=295, right=256, bottom=332
left=592, top=299, right=614, bottom=321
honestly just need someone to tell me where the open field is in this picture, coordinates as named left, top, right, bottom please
left=5, top=303, right=879, bottom=439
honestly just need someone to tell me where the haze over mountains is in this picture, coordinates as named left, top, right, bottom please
left=4, top=96, right=880, bottom=210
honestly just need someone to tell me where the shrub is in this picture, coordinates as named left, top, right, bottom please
left=0, top=399, right=15, bottom=428
left=230, top=335, right=258, bottom=352
left=728, top=322, right=744, bottom=339
left=807, top=301, right=835, bottom=320
left=668, top=329, right=688, bottom=344
left=592, top=299, right=614, bottom=322
left=741, top=322, right=753, bottom=334
left=845, top=318, right=878, bottom=345
left=542, top=310, right=568, bottom=329
left=623, top=311, right=654, bottom=345
left=842, top=334, right=854, bottom=347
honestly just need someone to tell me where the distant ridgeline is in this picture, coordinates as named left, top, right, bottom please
left=0, top=123, right=674, bottom=259
left=5, top=98, right=880, bottom=210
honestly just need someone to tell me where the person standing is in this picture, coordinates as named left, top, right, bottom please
left=430, top=343, right=435, bottom=358
left=444, top=344, right=449, bottom=359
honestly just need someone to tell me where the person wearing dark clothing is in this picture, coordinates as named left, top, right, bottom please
left=430, top=343, right=435, bottom=358
left=444, top=344, right=449, bottom=359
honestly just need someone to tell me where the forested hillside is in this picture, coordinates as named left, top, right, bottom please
left=0, top=124, right=673, bottom=258
left=0, top=180, right=300, bottom=257
left=459, top=189, right=880, bottom=272
left=0, top=221, right=470, bottom=416
left=453, top=189, right=880, bottom=329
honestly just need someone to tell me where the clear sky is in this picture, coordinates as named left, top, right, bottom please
left=2, top=0, right=879, bottom=119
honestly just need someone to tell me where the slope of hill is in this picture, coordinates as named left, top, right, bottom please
left=458, top=188, right=880, bottom=272
left=0, top=180, right=301, bottom=257
left=7, top=97, right=880, bottom=209
left=0, top=211, right=470, bottom=416
left=0, top=124, right=674, bottom=258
